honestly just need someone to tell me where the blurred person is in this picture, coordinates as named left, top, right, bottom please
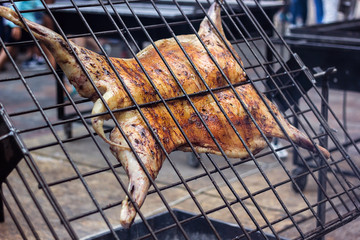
left=0, top=3, right=4, bottom=40
left=289, top=0, right=325, bottom=26
left=290, top=0, right=308, bottom=27
left=314, top=0, right=324, bottom=23
left=323, top=0, right=339, bottom=23
left=0, top=0, right=55, bottom=71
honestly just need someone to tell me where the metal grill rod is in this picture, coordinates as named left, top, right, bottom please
left=277, top=198, right=358, bottom=235
left=220, top=0, right=354, bottom=212
left=100, top=0, right=237, bottom=237
left=19, top=148, right=359, bottom=238
left=0, top=26, right=78, bottom=238
left=40, top=1, right=160, bottom=238
left=4, top=180, right=40, bottom=239
left=51, top=1, right=286, bottom=234
left=42, top=142, right=351, bottom=208
left=277, top=85, right=358, bottom=214
left=55, top=1, right=205, bottom=238
left=220, top=1, right=279, bottom=85
left=229, top=0, right=356, bottom=232
left=15, top=3, right=125, bottom=238
left=317, top=72, right=330, bottom=237
left=96, top=0, right=298, bottom=237
left=0, top=188, right=28, bottom=239
left=168, top=1, right=296, bottom=237
left=297, top=80, right=360, bottom=209
left=229, top=0, right=358, bottom=220
left=9, top=1, right=138, bottom=238
left=103, top=0, right=258, bottom=237
left=219, top=2, right=332, bottom=142
left=203, top=0, right=324, bottom=159
left=137, top=181, right=360, bottom=240
left=247, top=189, right=360, bottom=238
left=193, top=1, right=329, bottom=235
left=251, top=0, right=360, bottom=161
left=13, top=166, right=59, bottom=239
left=133, top=0, right=272, bottom=237
left=278, top=93, right=360, bottom=214
left=6, top=155, right=359, bottom=240
left=226, top=0, right=330, bottom=161
left=297, top=211, right=360, bottom=240
left=0, top=186, right=2, bottom=223
left=65, top=0, right=213, bottom=238
left=135, top=1, right=285, bottom=237
left=22, top=106, right=323, bottom=153
left=9, top=45, right=346, bottom=240
left=51, top=0, right=354, bottom=212
left=26, top=152, right=80, bottom=239
left=180, top=2, right=310, bottom=236
left=234, top=0, right=332, bottom=148
left=273, top=37, right=360, bottom=236
left=3, top=59, right=300, bottom=126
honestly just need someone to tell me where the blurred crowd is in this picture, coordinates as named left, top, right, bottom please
left=0, top=0, right=56, bottom=71
left=0, top=0, right=93, bottom=97
left=282, top=0, right=351, bottom=27
left=0, top=0, right=101, bottom=76
left=0, top=0, right=355, bottom=73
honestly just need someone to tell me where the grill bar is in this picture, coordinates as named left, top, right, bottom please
left=0, top=186, right=3, bottom=223
left=99, top=0, right=289, bottom=238
left=65, top=0, right=217, bottom=238
left=13, top=166, right=60, bottom=239
left=231, top=3, right=360, bottom=219
left=285, top=94, right=360, bottom=213
left=107, top=0, right=227, bottom=238
left=11, top=2, right=122, bottom=238
left=221, top=0, right=277, bottom=82
left=58, top=154, right=357, bottom=237
left=151, top=0, right=307, bottom=237
left=268, top=2, right=360, bottom=161
left=214, top=2, right=331, bottom=235
left=42, top=145, right=348, bottom=203
left=43, top=1, right=162, bottom=238
left=0, top=28, right=78, bottom=240
left=143, top=1, right=278, bottom=236
left=4, top=179, right=41, bottom=239
left=290, top=104, right=360, bottom=218
left=104, top=0, right=256, bottom=237
left=316, top=70, right=330, bottom=237
left=178, top=3, right=315, bottom=236
left=0, top=188, right=29, bottom=240
left=221, top=0, right=360, bottom=232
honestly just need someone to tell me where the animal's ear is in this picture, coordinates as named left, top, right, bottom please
left=198, top=2, right=225, bottom=37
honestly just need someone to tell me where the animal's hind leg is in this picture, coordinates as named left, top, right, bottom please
left=109, top=111, right=165, bottom=228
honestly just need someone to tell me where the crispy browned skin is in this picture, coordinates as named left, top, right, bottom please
left=0, top=3, right=245, bottom=148
left=0, top=2, right=330, bottom=228
left=109, top=84, right=330, bottom=226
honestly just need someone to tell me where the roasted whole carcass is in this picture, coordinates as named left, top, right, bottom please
left=0, top=2, right=330, bottom=228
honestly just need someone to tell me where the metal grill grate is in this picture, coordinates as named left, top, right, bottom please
left=0, top=0, right=359, bottom=239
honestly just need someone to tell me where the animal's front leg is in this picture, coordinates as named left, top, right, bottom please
left=91, top=89, right=130, bottom=150
left=109, top=110, right=165, bottom=228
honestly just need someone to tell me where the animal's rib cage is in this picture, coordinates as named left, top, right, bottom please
left=0, top=0, right=359, bottom=239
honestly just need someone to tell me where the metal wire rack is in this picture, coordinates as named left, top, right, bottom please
left=0, top=0, right=359, bottom=239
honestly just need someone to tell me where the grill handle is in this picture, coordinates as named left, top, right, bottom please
left=0, top=104, right=27, bottom=223
left=0, top=104, right=26, bottom=183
